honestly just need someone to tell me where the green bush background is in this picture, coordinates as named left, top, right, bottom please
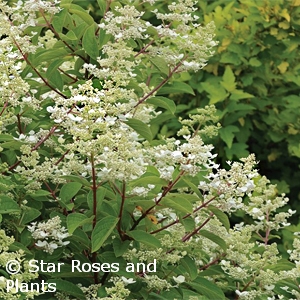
left=142, top=0, right=300, bottom=219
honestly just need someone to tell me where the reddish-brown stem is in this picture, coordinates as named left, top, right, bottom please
left=182, top=214, right=212, bottom=243
left=117, top=181, right=126, bottom=240
left=90, top=153, right=99, bottom=284
left=199, top=253, right=226, bottom=271
left=43, top=181, right=57, bottom=200
left=39, top=9, right=88, bottom=63
left=16, top=114, right=23, bottom=133
left=58, top=68, right=78, bottom=82
left=0, top=101, right=9, bottom=117
left=12, top=37, right=67, bottom=99
left=150, top=196, right=217, bottom=234
left=54, top=150, right=70, bottom=166
left=133, top=59, right=186, bottom=109
left=4, top=104, right=75, bottom=174
left=91, top=153, right=98, bottom=229
left=130, top=170, right=185, bottom=231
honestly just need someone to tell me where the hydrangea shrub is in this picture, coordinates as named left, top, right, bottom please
left=0, top=0, right=299, bottom=299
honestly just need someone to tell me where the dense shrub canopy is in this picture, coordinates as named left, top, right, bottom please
left=0, top=0, right=300, bottom=299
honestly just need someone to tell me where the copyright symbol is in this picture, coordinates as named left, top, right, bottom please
left=6, top=260, right=21, bottom=275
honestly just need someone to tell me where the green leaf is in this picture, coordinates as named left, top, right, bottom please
left=157, top=81, right=195, bottom=95
left=219, top=125, right=239, bottom=148
left=202, top=82, right=229, bottom=104
left=48, top=69, right=63, bottom=91
left=113, top=238, right=130, bottom=257
left=182, top=178, right=203, bottom=199
left=230, top=90, right=254, bottom=101
left=129, top=176, right=168, bottom=188
left=181, top=256, right=198, bottom=280
left=67, top=213, right=94, bottom=234
left=146, top=96, right=176, bottom=114
left=52, top=9, right=69, bottom=33
left=97, top=0, right=107, bottom=16
left=28, top=190, right=51, bottom=200
left=267, top=259, right=295, bottom=272
left=221, top=66, right=236, bottom=92
left=199, top=265, right=225, bottom=277
left=91, top=216, right=119, bottom=252
left=161, top=194, right=193, bottom=214
left=208, top=205, right=230, bottom=232
left=60, top=175, right=90, bottom=187
left=0, top=141, right=23, bottom=150
left=20, top=208, right=41, bottom=225
left=225, top=142, right=249, bottom=160
left=33, top=48, right=69, bottom=65
left=199, top=229, right=227, bottom=251
left=82, top=25, right=99, bottom=60
left=62, top=3, right=94, bottom=26
left=59, top=182, right=82, bottom=203
left=87, top=187, right=106, bottom=211
left=150, top=57, right=169, bottom=76
left=127, top=230, right=161, bottom=248
left=47, top=279, right=85, bottom=299
left=0, top=134, right=14, bottom=141
left=125, top=118, right=153, bottom=141
left=249, top=57, right=262, bottom=67
left=0, top=196, right=20, bottom=214
left=188, top=277, right=226, bottom=300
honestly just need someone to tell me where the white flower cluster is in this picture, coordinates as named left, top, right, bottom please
left=148, top=135, right=216, bottom=180
left=27, top=216, right=70, bottom=254
left=198, top=155, right=259, bottom=212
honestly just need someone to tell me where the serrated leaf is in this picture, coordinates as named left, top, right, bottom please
left=150, top=57, right=169, bottom=76
left=59, top=182, right=82, bottom=203
left=230, top=90, right=254, bottom=101
left=67, top=213, right=94, bottom=234
left=188, top=277, right=225, bottom=300
left=219, top=125, right=239, bottom=148
left=157, top=81, right=195, bottom=95
left=127, top=230, right=161, bottom=248
left=125, top=118, right=153, bottom=141
left=91, top=216, right=118, bottom=252
left=161, top=194, right=193, bottom=214
left=0, top=196, right=20, bottom=214
left=146, top=96, right=176, bottom=114
left=202, top=82, right=229, bottom=104
left=82, top=25, right=98, bottom=60
left=221, top=66, right=236, bottom=92
left=208, top=205, right=230, bottom=232
left=47, top=279, right=85, bottom=299
left=199, top=229, right=227, bottom=251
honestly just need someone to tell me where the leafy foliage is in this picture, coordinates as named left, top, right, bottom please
left=0, top=1, right=300, bottom=300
